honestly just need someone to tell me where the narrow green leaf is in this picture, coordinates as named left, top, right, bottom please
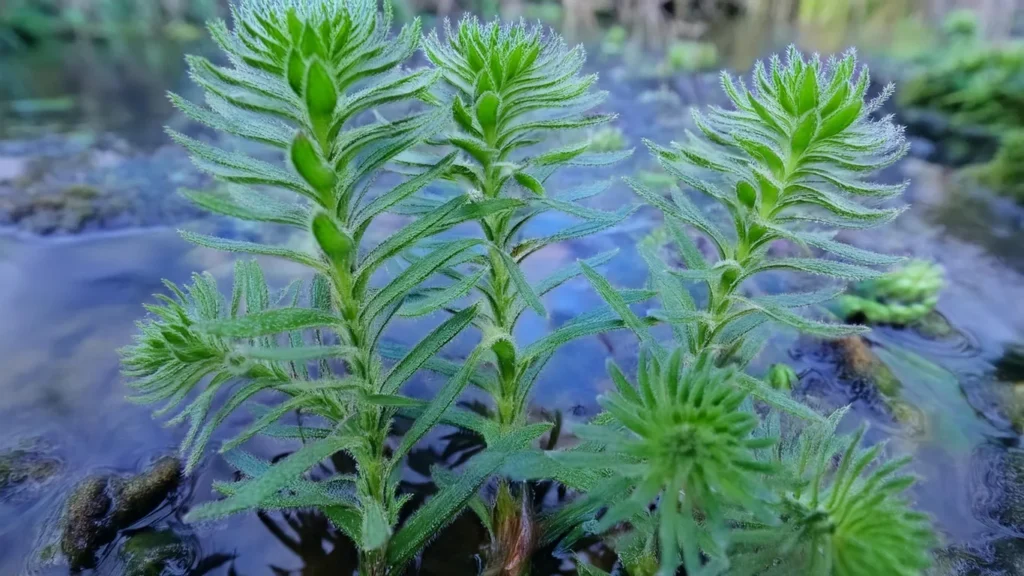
left=199, top=308, right=341, bottom=338
left=362, top=239, right=482, bottom=323
left=356, top=195, right=468, bottom=286
left=360, top=499, right=392, bottom=550
left=180, top=187, right=308, bottom=228
left=736, top=296, right=867, bottom=339
left=386, top=423, right=552, bottom=568
left=745, top=258, right=882, bottom=282
left=580, top=262, right=653, bottom=346
left=514, top=172, right=545, bottom=196
left=382, top=305, right=478, bottom=394
left=798, top=233, right=905, bottom=266
left=354, top=152, right=458, bottom=230
left=238, top=345, right=356, bottom=363
left=180, top=231, right=329, bottom=275
left=186, top=433, right=359, bottom=521
left=400, top=269, right=487, bottom=317
left=495, top=248, right=545, bottom=316
left=393, top=343, right=486, bottom=460
left=734, top=372, right=824, bottom=422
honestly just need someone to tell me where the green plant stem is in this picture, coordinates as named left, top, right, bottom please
left=695, top=125, right=804, bottom=358
left=319, top=182, right=398, bottom=575
left=478, top=139, right=533, bottom=576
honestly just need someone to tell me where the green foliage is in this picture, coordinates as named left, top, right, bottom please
left=405, top=15, right=634, bottom=568
left=941, top=9, right=980, bottom=40
left=973, top=129, right=1024, bottom=200
left=116, top=6, right=939, bottom=574
left=766, top=362, right=798, bottom=391
left=120, top=1, right=516, bottom=573
left=564, top=350, right=776, bottom=575
left=730, top=409, right=937, bottom=576
left=897, top=14, right=1024, bottom=200
left=635, top=46, right=906, bottom=363
left=834, top=259, right=944, bottom=326
left=573, top=47, right=936, bottom=574
left=588, top=126, right=628, bottom=153
left=601, top=24, right=628, bottom=56
left=412, top=15, right=632, bottom=426
left=899, top=11, right=1024, bottom=129
left=660, top=41, right=719, bottom=75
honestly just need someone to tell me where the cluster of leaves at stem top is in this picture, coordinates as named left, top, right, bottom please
left=389, top=15, right=633, bottom=572
left=394, top=15, right=634, bottom=430
left=564, top=48, right=937, bottom=575
left=117, top=0, right=550, bottom=572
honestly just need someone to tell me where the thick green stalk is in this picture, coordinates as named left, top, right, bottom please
left=478, top=146, right=534, bottom=576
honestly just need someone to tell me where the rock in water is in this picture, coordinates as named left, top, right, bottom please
left=0, top=443, right=62, bottom=496
left=60, top=476, right=113, bottom=569
left=833, top=336, right=902, bottom=398
left=61, top=457, right=182, bottom=570
left=120, top=529, right=196, bottom=576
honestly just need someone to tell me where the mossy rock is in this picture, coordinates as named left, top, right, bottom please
left=0, top=183, right=127, bottom=234
left=120, top=529, right=196, bottom=576
left=832, top=336, right=901, bottom=398
left=61, top=457, right=182, bottom=570
left=0, top=443, right=62, bottom=495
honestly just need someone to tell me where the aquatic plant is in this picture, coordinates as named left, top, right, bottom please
left=660, top=40, right=719, bottom=75
left=834, top=259, right=944, bottom=326
left=120, top=1, right=525, bottom=573
left=116, top=2, right=938, bottom=573
left=588, top=125, right=628, bottom=152
left=401, top=16, right=632, bottom=572
left=730, top=408, right=937, bottom=576
left=601, top=24, right=628, bottom=56
left=973, top=129, right=1024, bottom=200
left=899, top=11, right=1024, bottom=131
left=569, top=47, right=936, bottom=573
left=767, top=362, right=798, bottom=391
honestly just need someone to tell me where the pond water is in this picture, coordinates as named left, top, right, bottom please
left=2, top=32, right=1024, bottom=575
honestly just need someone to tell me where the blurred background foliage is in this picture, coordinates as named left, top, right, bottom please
left=2, top=0, right=1021, bottom=52
left=4, top=0, right=1024, bottom=204
left=2, top=0, right=1024, bottom=194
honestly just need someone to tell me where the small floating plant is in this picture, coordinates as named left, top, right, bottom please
left=834, top=259, right=945, bottom=326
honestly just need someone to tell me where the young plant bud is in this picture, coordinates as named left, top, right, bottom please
left=767, top=363, right=798, bottom=391
left=305, top=59, right=337, bottom=146
left=290, top=132, right=336, bottom=202
left=737, top=181, right=757, bottom=209
left=300, top=23, right=324, bottom=59
left=452, top=96, right=480, bottom=136
left=791, top=112, right=818, bottom=154
left=819, top=98, right=862, bottom=140
left=475, top=91, right=499, bottom=130
left=311, top=212, right=353, bottom=268
left=286, top=8, right=303, bottom=44
left=287, top=49, right=305, bottom=96
left=797, top=67, right=819, bottom=114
